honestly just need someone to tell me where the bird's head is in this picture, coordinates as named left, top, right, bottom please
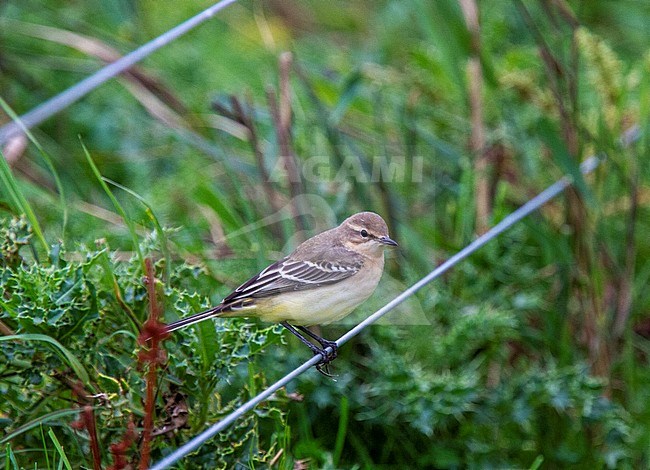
left=340, top=212, right=398, bottom=256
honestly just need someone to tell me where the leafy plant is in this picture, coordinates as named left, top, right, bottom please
left=1, top=0, right=649, bottom=468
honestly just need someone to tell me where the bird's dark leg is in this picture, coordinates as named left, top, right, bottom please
left=280, top=322, right=323, bottom=356
left=280, top=322, right=337, bottom=376
left=296, top=326, right=338, bottom=360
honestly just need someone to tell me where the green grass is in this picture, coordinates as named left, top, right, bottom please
left=1, top=0, right=650, bottom=468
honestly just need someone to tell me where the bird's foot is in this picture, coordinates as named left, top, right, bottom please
left=316, top=338, right=338, bottom=361
left=280, top=322, right=338, bottom=377
left=316, top=361, right=335, bottom=377
left=313, top=342, right=337, bottom=377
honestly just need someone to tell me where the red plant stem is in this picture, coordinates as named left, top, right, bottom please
left=138, top=258, right=168, bottom=470
left=83, top=406, right=102, bottom=470
left=68, top=381, right=101, bottom=469
left=140, top=357, right=156, bottom=469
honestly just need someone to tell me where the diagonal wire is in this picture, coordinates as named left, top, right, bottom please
left=0, top=0, right=637, bottom=464
left=0, top=0, right=239, bottom=146
left=150, top=155, right=601, bottom=470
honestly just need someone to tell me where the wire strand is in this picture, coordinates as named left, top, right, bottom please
left=0, top=0, right=239, bottom=146
left=0, top=2, right=638, bottom=466
left=149, top=155, right=601, bottom=470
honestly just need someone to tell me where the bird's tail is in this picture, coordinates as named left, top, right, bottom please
left=164, top=304, right=226, bottom=333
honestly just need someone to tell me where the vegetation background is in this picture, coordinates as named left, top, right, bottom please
left=1, top=0, right=649, bottom=468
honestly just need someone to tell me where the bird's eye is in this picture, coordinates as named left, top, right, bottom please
left=360, top=229, right=368, bottom=238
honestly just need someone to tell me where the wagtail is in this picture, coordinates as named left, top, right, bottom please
left=164, top=212, right=397, bottom=372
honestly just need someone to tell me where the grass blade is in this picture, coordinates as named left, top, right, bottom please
left=0, top=409, right=85, bottom=445
left=4, top=444, right=19, bottom=470
left=48, top=429, right=72, bottom=470
left=332, top=395, right=349, bottom=466
left=0, top=334, right=90, bottom=384
left=40, top=425, right=51, bottom=470
left=529, top=455, right=544, bottom=470
left=80, top=139, right=145, bottom=272
left=0, top=149, right=48, bottom=252
left=0, top=96, right=68, bottom=239
left=102, top=177, right=171, bottom=286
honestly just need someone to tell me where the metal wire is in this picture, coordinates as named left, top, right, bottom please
left=149, top=155, right=601, bottom=470
left=0, top=1, right=638, bottom=465
left=0, top=0, right=239, bottom=146
left=336, top=156, right=600, bottom=348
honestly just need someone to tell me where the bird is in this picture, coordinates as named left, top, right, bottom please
left=164, top=211, right=398, bottom=373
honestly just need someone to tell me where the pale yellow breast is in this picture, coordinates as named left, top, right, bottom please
left=253, top=255, right=384, bottom=326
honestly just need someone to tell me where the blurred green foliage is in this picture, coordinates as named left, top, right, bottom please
left=1, top=0, right=649, bottom=468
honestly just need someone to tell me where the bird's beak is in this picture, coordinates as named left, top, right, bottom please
left=379, top=236, right=398, bottom=247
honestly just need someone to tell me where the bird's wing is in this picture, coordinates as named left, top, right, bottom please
left=221, top=251, right=363, bottom=307
left=163, top=248, right=363, bottom=331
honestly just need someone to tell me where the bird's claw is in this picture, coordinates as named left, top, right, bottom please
left=316, top=361, right=335, bottom=377
left=313, top=343, right=337, bottom=377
